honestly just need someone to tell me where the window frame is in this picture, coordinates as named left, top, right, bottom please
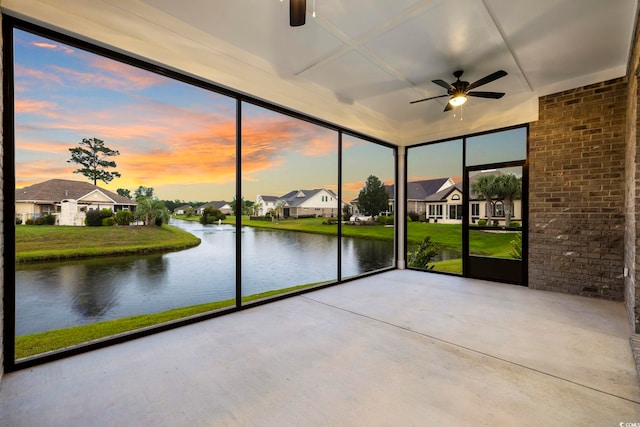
left=3, top=16, right=398, bottom=372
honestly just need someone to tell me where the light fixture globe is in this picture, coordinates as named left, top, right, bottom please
left=449, top=94, right=467, bottom=107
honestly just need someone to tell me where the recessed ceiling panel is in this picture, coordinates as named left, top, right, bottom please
left=140, top=0, right=346, bottom=74
left=363, top=0, right=510, bottom=85
left=487, top=0, right=636, bottom=94
left=299, top=49, right=409, bottom=105
left=313, top=0, right=427, bottom=40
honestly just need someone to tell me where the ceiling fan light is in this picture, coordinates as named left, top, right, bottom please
left=449, top=94, right=467, bottom=107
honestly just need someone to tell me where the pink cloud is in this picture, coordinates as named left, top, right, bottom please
left=89, top=57, right=165, bottom=90
left=15, top=99, right=61, bottom=119
left=32, top=41, right=74, bottom=54
left=15, top=65, right=63, bottom=88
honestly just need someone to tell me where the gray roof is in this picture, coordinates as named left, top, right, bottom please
left=386, top=178, right=451, bottom=200
left=258, top=195, right=278, bottom=203
left=425, top=183, right=462, bottom=202
left=278, top=189, right=338, bottom=207
left=16, top=179, right=136, bottom=205
left=197, top=200, right=230, bottom=210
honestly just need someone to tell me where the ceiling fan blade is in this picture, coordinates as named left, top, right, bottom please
left=467, top=70, right=507, bottom=91
left=410, top=94, right=448, bottom=104
left=467, top=91, right=505, bottom=99
left=432, top=79, right=454, bottom=91
left=290, top=0, right=306, bottom=27
left=444, top=102, right=453, bottom=112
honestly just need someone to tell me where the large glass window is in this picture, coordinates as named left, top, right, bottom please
left=241, top=103, right=338, bottom=300
left=406, top=140, right=463, bottom=274
left=341, top=134, right=395, bottom=279
left=6, top=22, right=398, bottom=368
left=13, top=28, right=237, bottom=360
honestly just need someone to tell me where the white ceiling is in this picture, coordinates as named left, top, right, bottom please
left=3, top=0, right=638, bottom=146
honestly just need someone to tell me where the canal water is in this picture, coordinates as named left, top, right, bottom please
left=15, top=220, right=394, bottom=335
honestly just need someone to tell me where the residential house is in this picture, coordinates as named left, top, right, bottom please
left=276, top=189, right=346, bottom=218
left=15, top=179, right=136, bottom=226
left=174, top=204, right=192, bottom=215
left=423, top=183, right=463, bottom=223
left=254, top=195, right=278, bottom=217
left=196, top=200, right=233, bottom=216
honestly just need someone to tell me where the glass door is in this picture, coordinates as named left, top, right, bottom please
left=463, top=162, right=526, bottom=285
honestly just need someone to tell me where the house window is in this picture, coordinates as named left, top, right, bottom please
left=449, top=204, right=462, bottom=220
left=494, top=202, right=505, bottom=217
left=471, top=203, right=480, bottom=217
left=451, top=194, right=460, bottom=201
left=41, top=205, right=55, bottom=215
left=428, top=204, right=443, bottom=218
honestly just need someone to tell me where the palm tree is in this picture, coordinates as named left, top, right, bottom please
left=494, top=174, right=522, bottom=227
left=252, top=202, right=262, bottom=216
left=471, top=174, right=498, bottom=225
left=274, top=201, right=285, bottom=220
left=135, top=198, right=170, bottom=226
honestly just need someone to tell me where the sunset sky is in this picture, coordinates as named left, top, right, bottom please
left=14, top=28, right=524, bottom=204
left=13, top=29, right=394, bottom=203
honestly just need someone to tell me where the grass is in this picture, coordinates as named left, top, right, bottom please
left=16, top=224, right=201, bottom=263
left=15, top=281, right=323, bottom=359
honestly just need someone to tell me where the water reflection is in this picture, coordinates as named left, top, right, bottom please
left=16, top=220, right=394, bottom=335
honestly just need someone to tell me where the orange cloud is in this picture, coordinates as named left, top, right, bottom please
left=16, top=159, right=74, bottom=188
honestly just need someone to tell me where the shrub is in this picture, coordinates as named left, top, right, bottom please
left=200, top=207, right=226, bottom=225
left=407, top=215, right=412, bottom=222
left=85, top=210, right=103, bottom=226
left=408, top=211, right=420, bottom=222
left=99, top=208, right=114, bottom=218
left=155, top=217, right=164, bottom=226
left=115, top=210, right=134, bottom=226
left=477, top=219, right=487, bottom=226
left=408, top=236, right=439, bottom=270
left=248, top=215, right=272, bottom=222
left=15, top=217, right=22, bottom=225
left=509, top=221, right=521, bottom=228
left=25, top=219, right=35, bottom=225
left=42, top=214, right=56, bottom=225
left=102, top=217, right=115, bottom=226
left=342, top=206, right=351, bottom=221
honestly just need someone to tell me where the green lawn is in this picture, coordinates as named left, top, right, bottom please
left=16, top=282, right=322, bottom=359
left=16, top=224, right=201, bottom=263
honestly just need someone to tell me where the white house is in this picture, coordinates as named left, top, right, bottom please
left=196, top=200, right=233, bottom=216
left=257, top=189, right=348, bottom=218
left=174, top=204, right=192, bottom=215
left=254, top=195, right=278, bottom=217
left=15, top=179, right=136, bottom=226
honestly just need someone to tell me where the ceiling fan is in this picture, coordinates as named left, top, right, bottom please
left=410, top=70, right=508, bottom=112
left=290, top=0, right=306, bottom=27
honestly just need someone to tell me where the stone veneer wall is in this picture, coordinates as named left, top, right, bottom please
left=529, top=78, right=627, bottom=300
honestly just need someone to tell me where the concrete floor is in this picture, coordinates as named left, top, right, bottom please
left=1, top=269, right=639, bottom=426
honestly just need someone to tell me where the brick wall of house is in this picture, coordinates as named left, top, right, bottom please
left=1, top=13, right=4, bottom=381
left=625, top=14, right=640, bottom=332
left=529, top=78, right=627, bottom=300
